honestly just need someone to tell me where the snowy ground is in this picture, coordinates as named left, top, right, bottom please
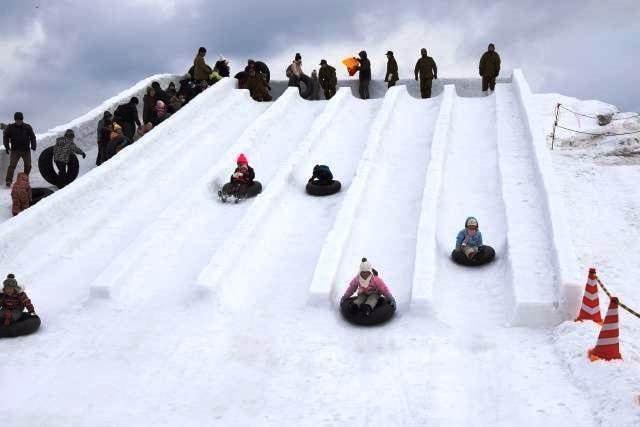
left=1, top=72, right=639, bottom=426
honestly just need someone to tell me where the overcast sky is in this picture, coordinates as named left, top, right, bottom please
left=1, top=0, right=638, bottom=132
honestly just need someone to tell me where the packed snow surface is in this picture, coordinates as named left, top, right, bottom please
left=1, top=72, right=639, bottom=426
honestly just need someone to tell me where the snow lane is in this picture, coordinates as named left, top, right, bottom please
left=89, top=88, right=326, bottom=301
left=196, top=88, right=351, bottom=292
left=422, top=93, right=594, bottom=426
left=495, top=84, right=560, bottom=325
left=307, top=87, right=401, bottom=304
left=331, top=88, right=442, bottom=309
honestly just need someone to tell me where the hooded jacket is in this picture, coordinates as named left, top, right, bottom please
left=414, top=54, right=438, bottom=80
left=385, top=55, right=399, bottom=82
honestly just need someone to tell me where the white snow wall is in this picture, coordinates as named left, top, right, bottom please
left=512, top=69, right=583, bottom=320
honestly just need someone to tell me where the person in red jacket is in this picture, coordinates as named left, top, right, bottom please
left=1, top=274, right=36, bottom=326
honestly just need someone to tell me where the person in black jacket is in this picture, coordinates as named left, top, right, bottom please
left=113, top=97, right=141, bottom=140
left=385, top=51, right=399, bottom=88
left=3, top=112, right=36, bottom=187
left=357, top=51, right=371, bottom=99
left=479, top=43, right=501, bottom=94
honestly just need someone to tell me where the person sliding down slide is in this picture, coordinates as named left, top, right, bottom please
left=451, top=217, right=495, bottom=266
left=340, top=258, right=395, bottom=317
left=218, top=153, right=262, bottom=203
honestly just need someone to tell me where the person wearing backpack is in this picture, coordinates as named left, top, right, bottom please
left=318, top=59, right=337, bottom=100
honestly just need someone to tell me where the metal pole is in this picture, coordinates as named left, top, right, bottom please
left=551, top=103, right=560, bottom=150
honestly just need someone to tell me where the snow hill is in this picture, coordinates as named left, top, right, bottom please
left=1, top=70, right=639, bottom=426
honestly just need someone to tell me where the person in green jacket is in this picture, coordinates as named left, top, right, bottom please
left=385, top=51, right=399, bottom=88
left=414, top=48, right=438, bottom=99
left=479, top=43, right=501, bottom=95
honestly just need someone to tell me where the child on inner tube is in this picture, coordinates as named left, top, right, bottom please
left=340, top=258, right=396, bottom=316
left=228, top=153, right=255, bottom=197
left=1, top=274, right=36, bottom=326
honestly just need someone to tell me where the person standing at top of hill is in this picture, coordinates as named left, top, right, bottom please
left=3, top=112, right=36, bottom=187
left=193, top=47, right=213, bottom=83
left=385, top=51, right=399, bottom=88
left=479, top=43, right=501, bottom=95
left=414, top=48, right=438, bottom=99
left=287, top=53, right=303, bottom=87
left=357, top=50, right=371, bottom=99
left=318, top=59, right=337, bottom=100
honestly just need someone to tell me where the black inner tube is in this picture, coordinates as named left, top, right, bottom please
left=0, top=313, right=41, bottom=338
left=340, top=296, right=396, bottom=326
left=306, top=180, right=341, bottom=196
left=451, top=245, right=496, bottom=266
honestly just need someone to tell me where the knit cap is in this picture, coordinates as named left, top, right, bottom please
left=465, top=217, right=479, bottom=228
left=236, top=153, right=248, bottom=165
left=3, top=273, right=19, bottom=289
left=359, top=258, right=372, bottom=273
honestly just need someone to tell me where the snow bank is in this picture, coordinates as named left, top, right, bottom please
left=512, top=69, right=583, bottom=320
left=554, top=320, right=640, bottom=426
left=307, top=86, right=402, bottom=305
left=0, top=79, right=235, bottom=275
left=196, top=88, right=350, bottom=291
left=409, top=85, right=454, bottom=313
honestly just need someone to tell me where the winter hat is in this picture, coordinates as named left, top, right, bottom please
left=488, top=43, right=495, bottom=51
left=465, top=217, right=479, bottom=228
left=236, top=153, right=248, bottom=165
left=151, top=81, right=161, bottom=90
left=64, top=129, right=75, bottom=138
left=14, top=112, right=23, bottom=121
left=421, top=48, right=428, bottom=55
left=130, top=96, right=139, bottom=105
left=319, top=59, right=327, bottom=65
left=295, top=53, right=301, bottom=61
left=359, top=50, right=367, bottom=59
left=359, top=257, right=372, bottom=273
left=198, top=47, right=207, bottom=54
left=3, top=273, right=19, bottom=290
left=386, top=51, right=394, bottom=56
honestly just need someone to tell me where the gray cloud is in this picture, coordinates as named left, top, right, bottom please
left=0, top=0, right=638, bottom=131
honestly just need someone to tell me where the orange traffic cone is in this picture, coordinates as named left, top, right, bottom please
left=588, top=297, right=622, bottom=361
left=575, top=268, right=603, bottom=323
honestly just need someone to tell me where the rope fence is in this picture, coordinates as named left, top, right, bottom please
left=596, top=277, right=640, bottom=319
left=550, top=103, right=640, bottom=149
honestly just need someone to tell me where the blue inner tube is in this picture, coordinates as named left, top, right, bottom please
left=306, top=180, right=341, bottom=196
left=451, top=245, right=496, bottom=266
left=0, top=313, right=41, bottom=338
left=340, top=296, right=396, bottom=326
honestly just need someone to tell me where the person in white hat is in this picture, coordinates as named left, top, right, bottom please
left=340, top=258, right=395, bottom=316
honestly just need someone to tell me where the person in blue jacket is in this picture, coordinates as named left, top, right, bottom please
left=452, top=216, right=495, bottom=265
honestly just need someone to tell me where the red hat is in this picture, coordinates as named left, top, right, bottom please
left=236, top=153, right=248, bottom=165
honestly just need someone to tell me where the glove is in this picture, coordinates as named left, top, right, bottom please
left=434, top=75, right=438, bottom=80
left=232, top=172, right=241, bottom=179
left=82, top=153, right=87, bottom=159
left=31, top=143, right=37, bottom=151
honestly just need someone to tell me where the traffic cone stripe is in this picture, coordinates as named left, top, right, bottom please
left=596, top=337, right=619, bottom=346
left=600, top=322, right=620, bottom=331
left=580, top=304, right=601, bottom=315
left=583, top=291, right=599, bottom=301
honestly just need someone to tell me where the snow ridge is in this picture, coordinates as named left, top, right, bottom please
left=512, top=70, right=583, bottom=318
left=307, top=86, right=402, bottom=305
left=410, top=85, right=455, bottom=312
left=196, top=88, right=351, bottom=291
